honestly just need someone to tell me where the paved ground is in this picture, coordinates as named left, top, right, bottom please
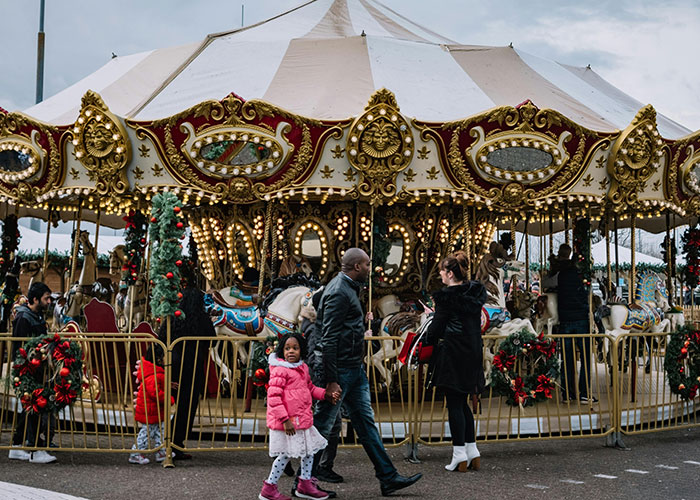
left=1, top=428, right=699, bottom=500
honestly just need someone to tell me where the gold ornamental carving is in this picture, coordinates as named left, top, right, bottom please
left=607, top=105, right=663, bottom=208
left=346, top=89, right=414, bottom=204
left=71, top=91, right=131, bottom=196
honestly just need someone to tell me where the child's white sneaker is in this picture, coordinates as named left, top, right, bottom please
left=128, top=453, right=150, bottom=465
left=8, top=445, right=31, bottom=461
left=29, top=450, right=56, bottom=464
left=155, top=449, right=173, bottom=462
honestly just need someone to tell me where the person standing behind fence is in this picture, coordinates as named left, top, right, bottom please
left=425, top=251, right=487, bottom=472
left=8, top=282, right=56, bottom=464
left=310, top=247, right=422, bottom=498
left=129, top=344, right=173, bottom=465
left=556, top=244, right=597, bottom=403
left=262, top=332, right=339, bottom=500
left=160, top=285, right=213, bottom=460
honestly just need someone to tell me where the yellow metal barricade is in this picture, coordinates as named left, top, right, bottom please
left=614, top=332, right=699, bottom=435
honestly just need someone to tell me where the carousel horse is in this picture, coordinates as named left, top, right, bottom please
left=204, top=273, right=321, bottom=390
left=367, top=294, right=423, bottom=390
left=278, top=255, right=313, bottom=278
left=109, top=245, right=147, bottom=331
left=19, top=260, right=44, bottom=289
left=476, top=245, right=537, bottom=379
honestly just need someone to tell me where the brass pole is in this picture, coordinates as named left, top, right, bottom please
left=42, top=205, right=52, bottom=276
left=614, top=215, right=620, bottom=291
left=666, top=212, right=673, bottom=305
left=69, top=199, right=83, bottom=285
left=605, top=211, right=612, bottom=298
left=510, top=218, right=516, bottom=258
left=368, top=203, right=375, bottom=328
left=258, top=202, right=272, bottom=299
left=630, top=213, right=636, bottom=304
left=524, top=215, right=530, bottom=286
left=162, top=316, right=174, bottom=468
left=93, top=210, right=101, bottom=283
left=462, top=204, right=470, bottom=277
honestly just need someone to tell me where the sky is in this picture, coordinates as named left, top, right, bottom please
left=0, top=0, right=699, bottom=131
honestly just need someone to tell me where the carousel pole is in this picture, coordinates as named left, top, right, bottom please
left=69, top=199, right=83, bottom=285
left=666, top=212, right=673, bottom=305
left=93, top=209, right=101, bottom=283
left=564, top=202, right=570, bottom=247
left=368, top=203, right=375, bottom=327
left=258, top=202, right=272, bottom=298
left=510, top=218, right=516, bottom=258
left=163, top=315, right=174, bottom=468
left=270, top=204, right=278, bottom=280
left=524, top=214, right=530, bottom=287
left=548, top=210, right=554, bottom=257
left=605, top=211, right=612, bottom=298
left=462, top=204, right=470, bottom=277
left=614, top=214, right=620, bottom=294
left=42, top=205, right=52, bottom=276
left=471, top=206, right=476, bottom=269
left=630, top=213, right=636, bottom=304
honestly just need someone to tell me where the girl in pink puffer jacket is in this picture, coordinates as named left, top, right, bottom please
left=261, top=332, right=340, bottom=500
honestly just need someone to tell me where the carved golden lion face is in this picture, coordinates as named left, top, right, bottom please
left=84, top=120, right=114, bottom=157
left=361, top=119, right=400, bottom=158
left=626, top=134, right=651, bottom=165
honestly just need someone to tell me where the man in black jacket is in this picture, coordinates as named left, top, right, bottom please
left=309, top=248, right=422, bottom=497
left=556, top=248, right=596, bottom=403
left=8, top=282, right=56, bottom=464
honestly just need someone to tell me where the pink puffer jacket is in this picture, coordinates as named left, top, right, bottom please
left=266, top=354, right=326, bottom=431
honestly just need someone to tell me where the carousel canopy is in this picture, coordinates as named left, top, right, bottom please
left=24, top=0, right=688, bottom=139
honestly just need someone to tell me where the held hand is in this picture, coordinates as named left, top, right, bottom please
left=171, top=382, right=179, bottom=390
left=325, top=387, right=342, bottom=404
left=366, top=311, right=374, bottom=322
left=364, top=329, right=373, bottom=337
left=326, top=382, right=341, bottom=398
left=283, top=419, right=296, bottom=436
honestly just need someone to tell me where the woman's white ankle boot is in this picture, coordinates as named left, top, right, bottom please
left=445, top=445, right=468, bottom=471
left=466, top=442, right=481, bottom=471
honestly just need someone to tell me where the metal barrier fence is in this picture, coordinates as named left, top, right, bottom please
left=1, top=331, right=698, bottom=463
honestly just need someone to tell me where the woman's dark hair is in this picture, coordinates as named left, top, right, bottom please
left=158, top=286, right=216, bottom=342
left=439, top=250, right=469, bottom=282
left=145, top=343, right=165, bottom=366
left=275, top=331, right=308, bottom=361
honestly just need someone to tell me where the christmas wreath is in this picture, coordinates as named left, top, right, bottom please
left=12, top=333, right=83, bottom=414
left=489, top=329, right=559, bottom=407
left=664, top=325, right=700, bottom=400
left=149, top=193, right=186, bottom=320
left=122, top=210, right=148, bottom=285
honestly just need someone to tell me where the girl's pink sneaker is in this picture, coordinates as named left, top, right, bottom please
left=295, top=478, right=329, bottom=500
left=259, top=480, right=291, bottom=500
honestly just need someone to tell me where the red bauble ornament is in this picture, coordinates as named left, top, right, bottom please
left=166, top=272, right=174, bottom=279
left=140, top=238, right=146, bottom=244
left=173, top=206, right=181, bottom=213
left=174, top=310, right=182, bottom=317
left=30, top=358, right=41, bottom=367
left=36, top=397, right=47, bottom=409
left=255, top=368, right=267, bottom=379
left=151, top=217, right=157, bottom=223
left=60, top=367, right=70, bottom=377
left=177, top=292, right=183, bottom=299
left=175, top=260, right=182, bottom=267
left=176, top=222, right=184, bottom=229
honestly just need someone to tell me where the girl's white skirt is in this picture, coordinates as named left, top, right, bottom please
left=269, top=426, right=328, bottom=458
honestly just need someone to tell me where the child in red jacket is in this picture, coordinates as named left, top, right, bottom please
left=261, top=332, right=340, bottom=500
left=129, top=344, right=173, bottom=465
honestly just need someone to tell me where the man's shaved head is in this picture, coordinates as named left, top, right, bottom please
left=342, top=248, right=369, bottom=272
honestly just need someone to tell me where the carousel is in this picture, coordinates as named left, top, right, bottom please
left=1, top=0, right=700, bottom=449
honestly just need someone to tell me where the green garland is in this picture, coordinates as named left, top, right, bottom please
left=664, top=325, right=700, bottom=400
left=489, top=329, right=560, bottom=407
left=17, top=250, right=110, bottom=270
left=248, top=335, right=278, bottom=393
left=681, top=226, right=700, bottom=289
left=148, top=193, right=186, bottom=320
left=122, top=210, right=148, bottom=285
left=12, top=333, right=83, bottom=414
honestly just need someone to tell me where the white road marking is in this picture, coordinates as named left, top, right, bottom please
left=0, top=482, right=89, bottom=500
left=656, top=465, right=679, bottom=470
left=684, top=460, right=700, bottom=466
left=594, top=474, right=618, bottom=479
left=625, top=469, right=649, bottom=474
left=560, top=479, right=585, bottom=484
left=525, top=484, right=549, bottom=490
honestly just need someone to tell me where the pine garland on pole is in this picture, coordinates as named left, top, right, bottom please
left=0, top=214, right=20, bottom=276
left=681, top=225, right=700, bottom=289
left=122, top=210, right=148, bottom=285
left=149, top=193, right=186, bottom=321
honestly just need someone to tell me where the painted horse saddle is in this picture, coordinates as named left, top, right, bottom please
left=204, top=293, right=264, bottom=336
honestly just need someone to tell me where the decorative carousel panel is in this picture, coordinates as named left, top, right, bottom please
left=70, top=91, right=131, bottom=197
left=414, top=101, right=611, bottom=210
left=292, top=220, right=330, bottom=280
left=382, top=222, right=412, bottom=286
left=128, top=95, right=349, bottom=204
left=0, top=110, right=62, bottom=205
left=669, top=129, right=700, bottom=216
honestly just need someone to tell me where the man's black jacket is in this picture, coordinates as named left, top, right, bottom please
left=11, top=304, right=48, bottom=359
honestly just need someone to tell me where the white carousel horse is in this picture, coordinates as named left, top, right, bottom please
left=19, top=260, right=44, bottom=289
left=367, top=294, right=423, bottom=390
left=54, top=230, right=96, bottom=324
left=205, top=281, right=321, bottom=389
left=476, top=249, right=537, bottom=379
left=600, top=271, right=671, bottom=339
left=278, top=255, right=313, bottom=278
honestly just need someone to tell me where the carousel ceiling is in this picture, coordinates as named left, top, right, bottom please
left=0, top=0, right=698, bottom=230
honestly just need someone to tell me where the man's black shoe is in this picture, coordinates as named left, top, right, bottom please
left=380, top=472, right=422, bottom=496
left=315, top=468, right=344, bottom=483
left=292, top=477, right=337, bottom=498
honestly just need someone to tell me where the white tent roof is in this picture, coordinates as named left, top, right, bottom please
left=25, top=0, right=690, bottom=138
left=591, top=239, right=666, bottom=266
left=18, top=226, right=124, bottom=257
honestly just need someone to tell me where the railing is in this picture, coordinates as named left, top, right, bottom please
left=1, top=331, right=698, bottom=461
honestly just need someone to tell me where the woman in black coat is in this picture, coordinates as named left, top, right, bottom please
left=425, top=251, right=486, bottom=472
left=159, top=286, right=214, bottom=460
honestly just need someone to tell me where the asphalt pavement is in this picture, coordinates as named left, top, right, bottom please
left=1, top=427, right=699, bottom=500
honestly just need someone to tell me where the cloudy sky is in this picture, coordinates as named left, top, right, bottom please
left=1, top=0, right=699, bottom=131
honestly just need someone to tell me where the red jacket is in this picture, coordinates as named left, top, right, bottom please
left=134, top=358, right=173, bottom=424
left=266, top=354, right=326, bottom=431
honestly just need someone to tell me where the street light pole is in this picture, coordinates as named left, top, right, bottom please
left=36, top=0, right=46, bottom=104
